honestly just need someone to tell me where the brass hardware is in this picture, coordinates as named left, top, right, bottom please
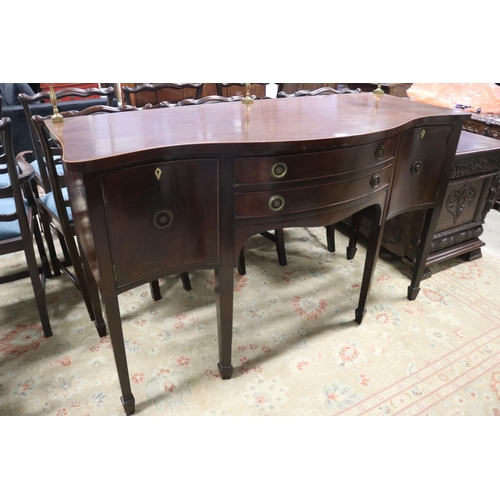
left=375, top=144, right=385, bottom=160
left=155, top=168, right=162, bottom=180
left=270, top=162, right=288, bottom=179
left=268, top=195, right=285, bottom=211
left=49, top=84, right=63, bottom=123
left=373, top=84, right=384, bottom=96
left=152, top=209, right=173, bottom=229
left=421, top=129, right=426, bottom=139
left=411, top=160, right=423, bottom=176
left=370, top=174, right=381, bottom=188
left=242, top=83, right=254, bottom=105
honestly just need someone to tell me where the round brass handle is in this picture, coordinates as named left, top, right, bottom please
left=270, top=162, right=288, bottom=179
left=268, top=195, right=285, bottom=211
left=152, top=209, right=173, bottom=229
left=370, top=174, right=381, bottom=188
left=411, top=160, right=423, bottom=175
left=375, top=144, right=385, bottom=160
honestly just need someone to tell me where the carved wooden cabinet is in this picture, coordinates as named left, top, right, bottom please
left=373, top=131, right=500, bottom=277
left=463, top=113, right=500, bottom=141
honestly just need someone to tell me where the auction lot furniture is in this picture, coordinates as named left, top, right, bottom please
left=45, top=94, right=467, bottom=414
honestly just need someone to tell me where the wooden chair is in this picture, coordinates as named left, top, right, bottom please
left=176, top=95, right=242, bottom=106
left=0, top=116, right=52, bottom=337
left=142, top=95, right=245, bottom=110
left=121, top=83, right=204, bottom=107
left=0, top=93, right=11, bottom=198
left=32, top=105, right=191, bottom=305
left=215, top=83, right=268, bottom=99
left=277, top=86, right=361, bottom=98
left=19, top=86, right=115, bottom=194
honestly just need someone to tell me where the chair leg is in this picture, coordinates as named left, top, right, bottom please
left=237, top=247, right=246, bottom=276
left=33, top=215, right=52, bottom=279
left=259, top=229, right=288, bottom=267
left=39, top=213, right=61, bottom=276
left=57, top=231, right=72, bottom=266
left=274, top=229, right=287, bottom=267
left=25, top=227, right=52, bottom=337
left=150, top=280, right=161, bottom=301
left=180, top=273, right=192, bottom=291
left=81, top=250, right=107, bottom=337
left=347, top=212, right=362, bottom=260
left=325, top=224, right=336, bottom=252
left=59, top=226, right=102, bottom=333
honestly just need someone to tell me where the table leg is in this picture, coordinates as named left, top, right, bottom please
left=355, top=210, right=383, bottom=324
left=215, top=262, right=234, bottom=380
left=408, top=207, right=435, bottom=300
left=101, top=289, right=135, bottom=415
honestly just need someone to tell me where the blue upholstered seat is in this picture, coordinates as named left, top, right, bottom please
left=0, top=172, right=11, bottom=188
left=31, top=156, right=64, bottom=178
left=0, top=197, right=29, bottom=240
left=40, top=187, right=72, bottom=221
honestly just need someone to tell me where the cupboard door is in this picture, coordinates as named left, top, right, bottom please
left=102, top=159, right=218, bottom=288
left=388, top=125, right=453, bottom=218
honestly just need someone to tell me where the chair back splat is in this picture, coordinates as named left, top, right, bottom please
left=18, top=86, right=115, bottom=194
left=121, top=83, right=204, bottom=107
left=215, top=83, right=268, bottom=99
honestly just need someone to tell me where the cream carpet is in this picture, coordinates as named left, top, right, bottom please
left=1, top=213, right=500, bottom=416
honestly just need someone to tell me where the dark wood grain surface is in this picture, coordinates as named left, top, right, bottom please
left=47, top=94, right=467, bottom=171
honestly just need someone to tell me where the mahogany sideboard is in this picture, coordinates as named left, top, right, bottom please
left=45, top=94, right=468, bottom=414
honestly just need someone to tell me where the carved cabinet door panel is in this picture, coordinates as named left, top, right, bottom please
left=388, top=125, right=454, bottom=218
left=435, top=175, right=489, bottom=232
left=101, top=159, right=218, bottom=289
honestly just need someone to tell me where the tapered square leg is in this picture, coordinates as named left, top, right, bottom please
left=355, top=307, right=366, bottom=325
left=217, top=363, right=234, bottom=379
left=407, top=285, right=420, bottom=300
left=121, top=395, right=136, bottom=416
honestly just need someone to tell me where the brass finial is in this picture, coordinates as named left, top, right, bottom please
left=242, top=83, right=254, bottom=105
left=49, top=84, right=64, bottom=123
left=373, top=84, right=384, bottom=96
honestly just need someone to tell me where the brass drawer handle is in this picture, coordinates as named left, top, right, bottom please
left=268, top=195, right=285, bottom=211
left=370, top=174, right=381, bottom=188
left=411, top=160, right=423, bottom=175
left=270, top=162, right=288, bottom=179
left=152, top=209, right=173, bottom=229
left=375, top=144, right=385, bottom=160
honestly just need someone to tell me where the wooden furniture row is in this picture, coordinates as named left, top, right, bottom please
left=45, top=94, right=468, bottom=414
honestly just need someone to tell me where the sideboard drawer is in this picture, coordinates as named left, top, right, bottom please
left=234, top=164, right=392, bottom=218
left=234, top=137, right=397, bottom=185
left=102, top=159, right=218, bottom=288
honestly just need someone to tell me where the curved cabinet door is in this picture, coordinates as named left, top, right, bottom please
left=102, top=159, right=218, bottom=288
left=388, top=125, right=454, bottom=218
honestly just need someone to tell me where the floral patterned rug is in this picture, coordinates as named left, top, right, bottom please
left=1, top=224, right=500, bottom=416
